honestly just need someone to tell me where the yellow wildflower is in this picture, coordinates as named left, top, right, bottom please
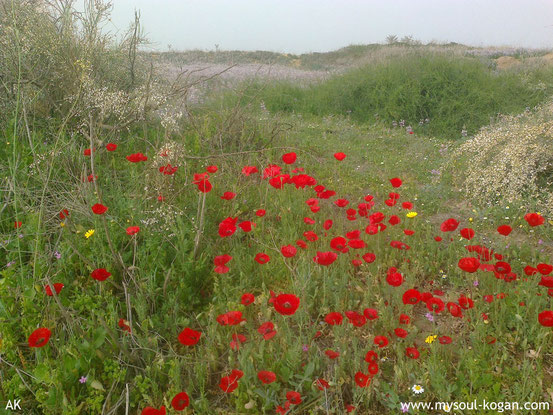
left=85, top=229, right=95, bottom=239
left=425, top=335, right=438, bottom=344
left=406, top=211, right=418, bottom=218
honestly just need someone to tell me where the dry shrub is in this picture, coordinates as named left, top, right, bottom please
left=444, top=102, right=553, bottom=214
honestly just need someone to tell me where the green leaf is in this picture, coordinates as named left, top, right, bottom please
left=90, top=380, right=105, bottom=391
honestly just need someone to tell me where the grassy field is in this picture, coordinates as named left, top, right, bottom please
left=1, top=2, right=553, bottom=414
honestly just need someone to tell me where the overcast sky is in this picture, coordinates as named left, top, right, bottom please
left=106, top=0, right=553, bottom=53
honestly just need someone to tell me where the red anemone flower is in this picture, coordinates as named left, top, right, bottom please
left=255, top=253, right=271, bottom=264
left=241, top=293, right=255, bottom=306
left=178, top=327, right=202, bottom=346
left=282, top=152, right=297, bottom=164
left=389, top=177, right=402, bottom=188
left=28, top=328, right=51, bottom=348
left=273, top=294, right=300, bottom=316
left=440, top=218, right=460, bottom=232
left=214, top=254, right=232, bottom=274
left=126, top=226, right=140, bottom=236
left=126, top=152, right=148, bottom=162
left=458, top=257, right=480, bottom=273
left=354, top=371, right=371, bottom=387
left=497, top=225, right=512, bottom=236
left=538, top=310, right=553, bottom=327
left=91, top=203, right=108, bottom=215
left=524, top=213, right=544, bottom=227
left=313, top=251, right=337, bottom=266
left=171, top=392, right=190, bottom=411
left=258, top=370, right=277, bottom=384
left=44, top=283, right=64, bottom=296
left=405, top=347, right=420, bottom=359
left=91, top=268, right=111, bottom=281
left=141, top=406, right=166, bottom=415
left=334, top=152, right=346, bottom=161
left=106, top=143, right=117, bottom=151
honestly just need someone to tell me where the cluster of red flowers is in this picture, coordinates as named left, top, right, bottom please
left=25, top=144, right=551, bottom=414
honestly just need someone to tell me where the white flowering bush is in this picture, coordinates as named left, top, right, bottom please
left=443, top=102, right=553, bottom=214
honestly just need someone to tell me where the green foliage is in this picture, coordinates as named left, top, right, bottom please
left=230, top=53, right=553, bottom=137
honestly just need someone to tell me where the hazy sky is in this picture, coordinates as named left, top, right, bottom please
left=106, top=0, right=553, bottom=53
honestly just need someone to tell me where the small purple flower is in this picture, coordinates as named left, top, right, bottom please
left=538, top=239, right=544, bottom=245
left=53, top=251, right=61, bottom=259
left=473, top=280, right=479, bottom=287
left=302, top=344, right=309, bottom=352
left=430, top=169, right=441, bottom=175
left=79, top=376, right=87, bottom=384
left=425, top=312, right=434, bottom=322
left=6, top=260, right=15, bottom=268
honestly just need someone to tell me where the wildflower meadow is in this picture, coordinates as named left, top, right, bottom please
left=1, top=1, right=553, bottom=414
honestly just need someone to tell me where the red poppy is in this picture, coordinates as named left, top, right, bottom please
left=258, top=322, right=277, bottom=340
left=447, top=302, right=463, bottom=318
left=440, top=218, right=460, bottom=232
left=538, top=310, right=553, bottom=327
left=214, top=254, right=232, bottom=274
left=141, top=406, right=166, bottom=415
left=238, top=221, right=254, bottom=232
left=354, top=371, right=371, bottom=387
left=286, top=391, right=302, bottom=405
left=83, top=148, right=92, bottom=156
left=386, top=270, right=403, bottom=287
left=91, top=203, right=108, bottom=215
left=363, top=308, right=379, bottom=320
left=374, top=335, right=389, bottom=348
left=258, top=370, right=276, bottom=384
left=126, top=152, right=148, bottom=162
left=218, top=217, right=238, bottom=237
left=193, top=174, right=212, bottom=193
left=330, top=237, right=348, bottom=252
left=334, top=152, right=346, bottom=161
left=368, top=362, right=379, bottom=375
left=460, top=228, right=475, bottom=240
left=241, top=293, right=255, bottom=306
left=281, top=245, right=297, bottom=258
left=221, top=191, right=236, bottom=200
left=315, top=378, right=330, bottom=390
left=171, top=392, right=190, bottom=411
left=242, top=166, right=259, bottom=176
left=325, top=312, right=343, bottom=325
left=402, top=201, right=413, bottom=209
left=313, top=251, right=337, bottom=266
left=348, top=239, right=366, bottom=249
left=216, top=311, right=245, bottom=326
left=399, top=314, right=411, bottom=324
left=206, top=165, right=218, bottom=173
left=106, top=143, right=117, bottom=151
left=282, top=152, right=297, bottom=164
left=44, top=283, right=64, bottom=296
left=59, top=209, right=69, bottom=219
left=458, top=295, right=474, bottom=309
left=256, top=209, right=266, bottom=217
left=346, top=404, right=356, bottom=413
left=402, top=289, right=421, bottom=305
left=28, top=328, right=52, bottom=348
left=394, top=328, right=408, bottom=338
left=255, top=253, right=271, bottom=264
left=118, top=318, right=131, bottom=333
left=439, top=336, right=452, bottom=344
left=497, top=225, right=512, bottom=236
left=537, top=263, right=553, bottom=275
left=345, top=311, right=366, bottom=327
left=159, top=164, right=178, bottom=175
left=365, top=350, right=378, bottom=363
left=458, top=257, right=480, bottom=273
left=219, top=374, right=240, bottom=393
left=362, top=252, right=376, bottom=263
left=230, top=333, right=247, bottom=351
left=325, top=349, right=340, bottom=359
left=323, top=219, right=333, bottom=230
left=178, top=327, right=202, bottom=346
left=524, top=213, right=544, bottom=227
left=390, top=177, right=402, bottom=188
left=273, top=294, right=300, bottom=316
left=91, top=268, right=111, bottom=281
left=405, top=347, right=420, bottom=359
left=126, top=226, right=140, bottom=236
left=425, top=297, right=445, bottom=313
